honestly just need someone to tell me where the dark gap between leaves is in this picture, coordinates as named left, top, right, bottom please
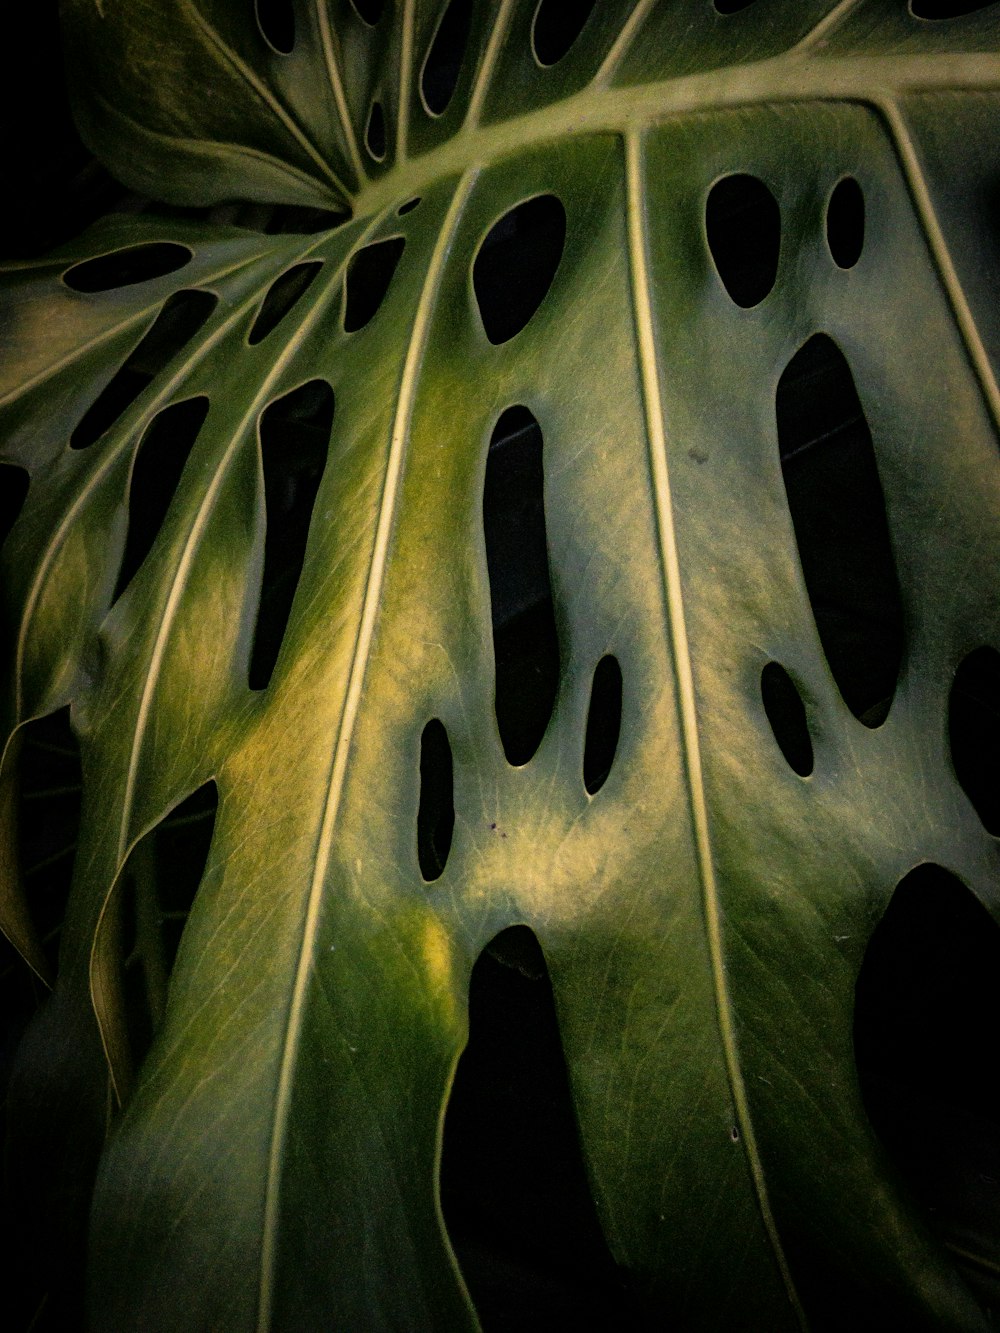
left=949, top=645, right=1000, bottom=834
left=112, top=397, right=210, bottom=604
left=532, top=0, right=598, bottom=65
left=440, top=925, right=641, bottom=1331
left=263, top=205, right=349, bottom=235
left=583, top=656, right=622, bottom=795
left=116, top=782, right=219, bottom=1070
left=249, top=380, right=334, bottom=690
left=255, top=0, right=295, bottom=52
left=473, top=195, right=566, bottom=345
left=344, top=237, right=405, bottom=332
left=911, top=0, right=998, bottom=18
left=249, top=261, right=322, bottom=345
left=70, top=289, right=218, bottom=450
left=62, top=242, right=192, bottom=292
left=775, top=333, right=903, bottom=726
left=826, top=177, right=865, bottom=269
left=0, top=464, right=29, bottom=552
left=760, top=662, right=813, bottom=777
left=17, top=707, right=83, bottom=982
left=351, top=0, right=384, bottom=23
left=366, top=100, right=387, bottom=161
left=705, top=173, right=780, bottom=308
left=422, top=0, right=473, bottom=115
left=855, top=864, right=1000, bottom=1293
left=417, top=719, right=454, bottom=881
left=483, top=406, right=560, bottom=766
left=714, top=0, right=758, bottom=12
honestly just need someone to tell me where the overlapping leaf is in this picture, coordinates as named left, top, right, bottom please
left=3, top=1, right=1000, bottom=1328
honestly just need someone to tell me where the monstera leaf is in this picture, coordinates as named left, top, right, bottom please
left=3, top=0, right=1000, bottom=1327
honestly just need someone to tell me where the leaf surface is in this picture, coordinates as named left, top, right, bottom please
left=3, top=1, right=1000, bottom=1327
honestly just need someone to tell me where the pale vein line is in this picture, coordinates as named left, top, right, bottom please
left=255, top=169, right=475, bottom=1331
left=878, top=96, right=1000, bottom=432
left=315, top=0, right=366, bottom=185
left=12, top=248, right=271, bottom=714
left=114, top=223, right=379, bottom=865
left=463, top=0, right=516, bottom=132
left=182, top=0, right=345, bottom=193
left=592, top=0, right=657, bottom=88
left=624, top=128, right=806, bottom=1329
left=789, top=0, right=865, bottom=54
left=396, top=0, right=416, bottom=163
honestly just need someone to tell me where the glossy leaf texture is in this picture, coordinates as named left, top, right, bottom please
left=2, top=1, right=1000, bottom=1329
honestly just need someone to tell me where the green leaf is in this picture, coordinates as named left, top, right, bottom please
left=3, top=1, right=1000, bottom=1327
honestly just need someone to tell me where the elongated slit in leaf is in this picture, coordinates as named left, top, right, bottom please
left=776, top=334, right=903, bottom=726
left=473, top=195, right=566, bottom=344
left=0, top=464, right=30, bottom=552
left=421, top=0, right=472, bottom=115
left=249, top=380, right=333, bottom=690
left=440, top=926, right=639, bottom=1329
left=63, top=243, right=192, bottom=292
left=103, top=782, right=219, bottom=1089
left=760, top=662, right=813, bottom=777
left=351, top=0, right=383, bottom=22
left=826, top=177, right=865, bottom=270
left=583, top=656, right=622, bottom=794
left=366, top=100, right=387, bottom=161
left=483, top=406, right=560, bottom=765
left=112, top=397, right=210, bottom=604
left=705, top=174, right=780, bottom=308
left=714, top=0, right=758, bottom=13
left=255, top=0, right=295, bottom=53
left=343, top=238, right=405, bottom=332
left=532, top=0, right=598, bottom=65
left=16, top=708, right=83, bottom=983
left=417, top=720, right=454, bottom=881
left=911, top=0, right=997, bottom=17
left=855, top=864, right=1000, bottom=1292
left=71, top=289, right=218, bottom=449
left=949, top=645, right=1000, bottom=834
left=248, top=262, right=322, bottom=345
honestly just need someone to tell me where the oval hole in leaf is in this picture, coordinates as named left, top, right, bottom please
left=532, top=0, right=598, bottom=65
left=350, top=0, right=383, bottom=22
left=417, top=719, right=454, bottom=882
left=343, top=238, right=405, bottom=332
left=365, top=100, right=387, bottom=161
left=17, top=708, right=83, bottom=982
left=826, top=177, right=865, bottom=269
left=248, top=261, right=322, bottom=345
left=949, top=646, right=1000, bottom=835
left=714, top=0, right=758, bottom=12
left=473, top=195, right=566, bottom=345
left=0, top=464, right=30, bottom=552
left=71, top=289, right=218, bottom=450
left=760, top=662, right=813, bottom=777
left=421, top=0, right=473, bottom=115
left=775, top=334, right=903, bottom=726
left=63, top=243, right=192, bottom=292
left=255, top=0, right=295, bottom=52
left=911, top=0, right=998, bottom=17
left=583, top=656, right=622, bottom=795
left=440, top=926, right=640, bottom=1329
left=855, top=864, right=1000, bottom=1267
left=398, top=197, right=421, bottom=216
left=705, top=174, right=780, bottom=308
left=249, top=380, right=334, bottom=690
left=484, top=406, right=560, bottom=766
left=114, top=782, right=219, bottom=1076
left=112, top=397, right=210, bottom=604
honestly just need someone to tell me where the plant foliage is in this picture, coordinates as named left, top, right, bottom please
left=2, top=0, right=1000, bottom=1327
